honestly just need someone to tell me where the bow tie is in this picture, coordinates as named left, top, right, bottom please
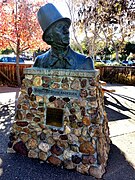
left=49, top=52, right=72, bottom=68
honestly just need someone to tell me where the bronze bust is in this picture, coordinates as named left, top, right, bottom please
left=33, top=3, right=94, bottom=70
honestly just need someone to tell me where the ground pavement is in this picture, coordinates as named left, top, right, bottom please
left=0, top=84, right=135, bottom=180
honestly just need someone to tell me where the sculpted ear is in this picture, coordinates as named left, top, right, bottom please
left=44, top=30, right=53, bottom=45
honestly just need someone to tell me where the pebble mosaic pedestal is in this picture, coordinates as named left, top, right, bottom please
left=8, top=68, right=110, bottom=179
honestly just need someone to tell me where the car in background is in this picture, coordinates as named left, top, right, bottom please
left=0, top=56, right=24, bottom=63
left=102, top=60, right=112, bottom=65
left=121, top=60, right=133, bottom=66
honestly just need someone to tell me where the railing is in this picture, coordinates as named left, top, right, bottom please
left=0, top=63, right=32, bottom=86
left=97, top=66, right=135, bottom=85
left=0, top=63, right=135, bottom=86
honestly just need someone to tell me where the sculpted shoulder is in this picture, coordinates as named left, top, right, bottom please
left=33, top=50, right=50, bottom=68
left=68, top=48, right=94, bottom=70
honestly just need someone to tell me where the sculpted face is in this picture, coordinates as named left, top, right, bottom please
left=51, top=21, right=70, bottom=47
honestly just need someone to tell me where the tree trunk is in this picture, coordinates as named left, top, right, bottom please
left=16, top=54, right=21, bottom=87
left=115, top=47, right=119, bottom=63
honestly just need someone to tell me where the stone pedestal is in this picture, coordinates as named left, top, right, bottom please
left=8, top=68, right=110, bottom=179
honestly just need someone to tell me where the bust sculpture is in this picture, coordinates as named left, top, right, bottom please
left=33, top=3, right=94, bottom=70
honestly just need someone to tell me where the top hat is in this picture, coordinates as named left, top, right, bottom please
left=37, top=3, right=71, bottom=41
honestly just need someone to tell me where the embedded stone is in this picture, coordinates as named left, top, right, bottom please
left=71, top=79, right=80, bottom=90
left=62, top=97, right=70, bottom=102
left=68, top=134, right=78, bottom=143
left=26, top=113, right=33, bottom=120
left=9, top=132, right=16, bottom=141
left=42, top=76, right=51, bottom=83
left=74, top=129, right=82, bottom=136
left=70, top=122, right=78, bottom=128
left=30, top=101, right=38, bottom=108
left=8, top=141, right=13, bottom=148
left=30, top=108, right=37, bottom=114
left=75, top=111, right=82, bottom=120
left=27, top=138, right=38, bottom=149
left=25, top=75, right=33, bottom=80
left=28, top=87, right=33, bottom=96
left=80, top=142, right=95, bottom=154
left=39, top=151, right=47, bottom=161
left=28, top=150, right=38, bottom=158
left=36, top=96, right=43, bottom=102
left=82, top=155, right=96, bottom=164
left=13, top=141, right=28, bottom=156
left=52, top=132, right=60, bottom=141
left=40, top=132, right=46, bottom=140
left=47, top=136, right=55, bottom=144
left=47, top=155, right=62, bottom=166
left=22, top=103, right=29, bottom=110
left=20, top=133, right=29, bottom=143
left=16, top=121, right=28, bottom=127
left=50, top=144, right=63, bottom=156
left=39, top=101, right=44, bottom=106
left=79, top=100, right=87, bottom=107
left=57, top=140, right=68, bottom=149
left=60, top=134, right=68, bottom=140
left=17, top=104, right=21, bottom=109
left=70, top=144, right=79, bottom=152
left=82, top=127, right=88, bottom=136
left=31, top=131, right=37, bottom=139
left=77, top=164, right=89, bottom=175
left=87, top=96, right=96, bottom=102
left=30, top=94, right=36, bottom=101
left=43, top=128, right=52, bottom=135
left=42, top=83, right=49, bottom=88
left=80, top=89, right=88, bottom=98
left=89, top=165, right=105, bottom=179
left=63, top=150, right=75, bottom=160
left=78, top=136, right=87, bottom=143
left=64, top=126, right=71, bottom=134
left=64, top=160, right=76, bottom=169
left=38, top=107, right=44, bottom=112
left=33, top=117, right=40, bottom=123
left=53, top=77, right=61, bottom=82
left=49, top=96, right=56, bottom=102
left=61, top=83, right=69, bottom=90
left=89, top=90, right=96, bottom=96
left=22, top=128, right=30, bottom=134
left=15, top=110, right=23, bottom=120
left=38, top=142, right=50, bottom=152
left=69, top=114, right=77, bottom=122
left=51, top=83, right=60, bottom=89
left=80, top=79, right=87, bottom=88
left=70, top=108, right=76, bottom=114
left=82, top=116, right=91, bottom=126
left=33, top=76, right=42, bottom=86
left=72, top=155, right=82, bottom=164
left=54, top=98, right=65, bottom=108
left=22, top=78, right=32, bottom=86
left=62, top=77, right=68, bottom=83
left=77, top=122, right=83, bottom=127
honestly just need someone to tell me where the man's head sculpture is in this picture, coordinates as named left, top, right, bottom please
left=37, top=3, right=71, bottom=42
left=33, top=3, right=94, bottom=70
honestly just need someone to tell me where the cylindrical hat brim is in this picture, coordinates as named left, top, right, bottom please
left=42, top=17, right=71, bottom=42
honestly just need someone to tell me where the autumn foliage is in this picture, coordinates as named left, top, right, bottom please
left=0, top=0, right=49, bottom=53
left=0, top=0, right=49, bottom=86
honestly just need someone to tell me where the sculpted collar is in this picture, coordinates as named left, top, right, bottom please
left=49, top=46, right=72, bottom=67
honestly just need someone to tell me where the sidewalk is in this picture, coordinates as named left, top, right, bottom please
left=0, top=84, right=135, bottom=180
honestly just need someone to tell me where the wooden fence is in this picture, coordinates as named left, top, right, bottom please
left=97, top=66, right=135, bottom=85
left=0, top=63, right=32, bottom=86
left=0, top=63, right=135, bottom=86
